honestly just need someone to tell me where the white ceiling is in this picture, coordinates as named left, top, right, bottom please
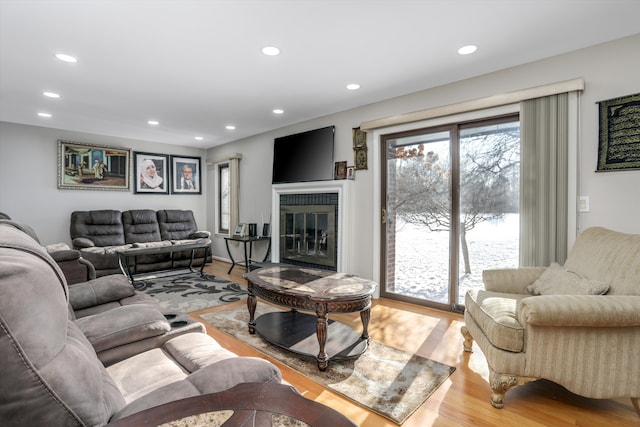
left=1, top=0, right=639, bottom=149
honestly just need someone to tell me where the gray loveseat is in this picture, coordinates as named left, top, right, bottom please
left=71, top=209, right=212, bottom=277
left=0, top=222, right=281, bottom=426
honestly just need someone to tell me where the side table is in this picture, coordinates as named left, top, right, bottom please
left=224, top=236, right=271, bottom=273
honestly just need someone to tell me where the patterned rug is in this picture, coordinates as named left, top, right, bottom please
left=134, top=272, right=247, bottom=313
left=199, top=304, right=455, bottom=425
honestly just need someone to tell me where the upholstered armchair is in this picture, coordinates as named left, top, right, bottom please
left=461, top=227, right=640, bottom=416
left=0, top=223, right=281, bottom=426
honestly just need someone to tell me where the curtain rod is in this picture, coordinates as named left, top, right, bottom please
left=360, top=78, right=585, bottom=131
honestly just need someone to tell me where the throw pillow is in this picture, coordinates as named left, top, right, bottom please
left=527, top=262, right=609, bottom=295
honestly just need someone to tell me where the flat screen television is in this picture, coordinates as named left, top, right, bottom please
left=272, top=126, right=335, bottom=184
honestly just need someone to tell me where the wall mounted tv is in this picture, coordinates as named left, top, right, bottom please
left=272, top=125, right=335, bottom=184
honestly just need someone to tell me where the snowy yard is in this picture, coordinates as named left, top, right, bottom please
left=392, top=214, right=519, bottom=305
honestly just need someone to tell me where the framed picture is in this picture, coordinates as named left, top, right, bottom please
left=334, top=161, right=347, bottom=180
left=346, top=166, right=355, bottom=180
left=133, top=152, right=169, bottom=194
left=596, top=93, right=640, bottom=172
left=171, top=155, right=201, bottom=194
left=57, top=140, right=131, bottom=191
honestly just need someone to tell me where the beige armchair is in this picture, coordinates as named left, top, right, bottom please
left=461, top=227, right=640, bottom=416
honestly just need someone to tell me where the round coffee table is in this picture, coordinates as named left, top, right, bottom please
left=244, top=265, right=377, bottom=371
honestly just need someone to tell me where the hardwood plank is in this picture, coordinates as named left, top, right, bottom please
left=192, top=262, right=639, bottom=426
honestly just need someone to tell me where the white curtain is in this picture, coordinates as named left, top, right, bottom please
left=228, top=154, right=241, bottom=234
left=519, top=93, right=569, bottom=266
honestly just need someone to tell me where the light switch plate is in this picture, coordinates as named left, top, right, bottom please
left=579, top=196, right=590, bottom=212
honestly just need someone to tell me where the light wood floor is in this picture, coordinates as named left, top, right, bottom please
left=192, top=262, right=639, bottom=427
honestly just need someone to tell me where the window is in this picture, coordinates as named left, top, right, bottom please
left=213, top=153, right=241, bottom=236
left=381, top=115, right=520, bottom=310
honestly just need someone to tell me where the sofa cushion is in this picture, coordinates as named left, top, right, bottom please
left=123, top=210, right=162, bottom=244
left=68, top=274, right=136, bottom=310
left=562, top=227, right=640, bottom=295
left=157, top=209, right=197, bottom=240
left=71, top=210, right=126, bottom=247
left=107, top=347, right=190, bottom=403
left=527, top=262, right=609, bottom=296
left=75, top=305, right=171, bottom=352
left=110, top=357, right=282, bottom=421
left=465, top=289, right=527, bottom=352
left=163, top=332, right=236, bottom=372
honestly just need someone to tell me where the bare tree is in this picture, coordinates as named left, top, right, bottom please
left=391, top=130, right=519, bottom=274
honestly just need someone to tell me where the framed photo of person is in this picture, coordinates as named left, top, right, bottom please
left=334, top=161, right=347, bottom=180
left=170, top=155, right=201, bottom=194
left=133, top=152, right=169, bottom=194
left=57, top=140, right=131, bottom=191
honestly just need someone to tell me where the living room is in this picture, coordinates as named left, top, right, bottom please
left=1, top=1, right=640, bottom=426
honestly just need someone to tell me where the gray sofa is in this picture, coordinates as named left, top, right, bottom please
left=0, top=222, right=282, bottom=426
left=71, top=209, right=212, bottom=277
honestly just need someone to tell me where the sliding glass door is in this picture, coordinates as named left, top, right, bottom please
left=381, top=116, right=520, bottom=310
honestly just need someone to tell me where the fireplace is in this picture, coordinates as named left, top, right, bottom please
left=279, top=195, right=338, bottom=270
left=271, top=181, right=352, bottom=272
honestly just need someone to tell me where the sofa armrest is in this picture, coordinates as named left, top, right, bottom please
left=519, top=295, right=640, bottom=327
left=75, top=305, right=171, bottom=352
left=49, top=248, right=81, bottom=263
left=68, top=275, right=135, bottom=310
left=189, top=230, right=211, bottom=239
left=73, top=237, right=95, bottom=248
left=482, top=267, right=547, bottom=294
left=51, top=250, right=97, bottom=284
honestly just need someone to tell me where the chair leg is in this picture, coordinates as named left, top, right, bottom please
left=460, top=325, right=473, bottom=352
left=489, top=369, right=538, bottom=409
left=631, top=397, right=639, bottom=417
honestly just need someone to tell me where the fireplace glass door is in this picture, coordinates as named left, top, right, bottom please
left=280, top=205, right=336, bottom=269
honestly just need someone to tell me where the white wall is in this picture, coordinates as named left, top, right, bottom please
left=0, top=122, right=208, bottom=245
left=206, top=34, right=640, bottom=282
left=1, top=35, right=638, bottom=273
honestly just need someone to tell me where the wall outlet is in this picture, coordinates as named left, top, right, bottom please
left=579, top=196, right=590, bottom=212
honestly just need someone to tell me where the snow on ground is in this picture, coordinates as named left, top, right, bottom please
left=392, top=214, right=519, bottom=305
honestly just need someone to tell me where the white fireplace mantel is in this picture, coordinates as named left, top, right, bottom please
left=271, top=180, right=353, bottom=272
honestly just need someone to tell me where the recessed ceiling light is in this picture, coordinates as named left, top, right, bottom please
left=458, top=45, right=477, bottom=55
left=38, top=112, right=52, bottom=118
left=262, top=46, right=280, bottom=56
left=147, top=120, right=159, bottom=125
left=55, top=53, right=77, bottom=63
left=346, top=83, right=360, bottom=90
left=195, top=136, right=204, bottom=141
left=273, top=109, right=284, bottom=114
left=226, top=125, right=236, bottom=130
left=43, top=91, right=60, bottom=98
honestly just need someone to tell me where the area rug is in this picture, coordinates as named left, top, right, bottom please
left=134, top=272, right=247, bottom=313
left=199, top=304, right=455, bottom=425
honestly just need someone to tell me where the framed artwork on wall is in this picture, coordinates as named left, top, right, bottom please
left=334, top=161, right=347, bottom=180
left=57, top=140, right=131, bottom=191
left=171, top=155, right=201, bottom=194
left=596, top=92, right=640, bottom=172
left=133, top=152, right=169, bottom=194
